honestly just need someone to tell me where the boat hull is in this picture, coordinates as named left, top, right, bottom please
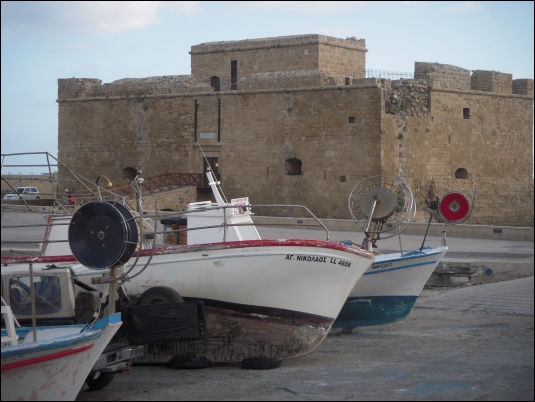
left=333, top=247, right=447, bottom=328
left=1, top=313, right=121, bottom=401
left=126, top=239, right=373, bottom=363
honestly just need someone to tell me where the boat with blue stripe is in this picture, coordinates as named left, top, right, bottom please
left=334, top=176, right=475, bottom=329
left=333, top=246, right=447, bottom=327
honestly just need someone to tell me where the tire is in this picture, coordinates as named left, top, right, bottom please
left=85, top=371, right=115, bottom=391
left=35, top=196, right=40, bottom=200
left=137, top=286, right=184, bottom=306
left=241, top=356, right=281, bottom=370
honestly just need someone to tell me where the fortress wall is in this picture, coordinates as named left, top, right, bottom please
left=388, top=88, right=534, bottom=226
left=190, top=34, right=366, bottom=90
left=513, top=79, right=534, bottom=96
left=240, top=70, right=336, bottom=90
left=414, top=62, right=471, bottom=90
left=471, top=70, right=513, bottom=94
left=58, top=84, right=384, bottom=221
left=57, top=38, right=534, bottom=227
left=58, top=76, right=208, bottom=100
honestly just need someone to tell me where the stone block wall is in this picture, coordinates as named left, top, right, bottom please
left=57, top=37, right=534, bottom=228
left=190, top=34, right=366, bottom=90
left=380, top=84, right=534, bottom=226
left=142, top=186, right=197, bottom=212
left=240, top=70, right=336, bottom=90
left=471, top=70, right=513, bottom=94
left=513, top=79, right=534, bottom=96
left=414, top=62, right=471, bottom=90
left=58, top=76, right=210, bottom=99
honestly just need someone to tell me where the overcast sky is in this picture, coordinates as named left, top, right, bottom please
left=1, top=1, right=533, bottom=174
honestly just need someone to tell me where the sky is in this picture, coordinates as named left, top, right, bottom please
left=1, top=1, right=534, bottom=174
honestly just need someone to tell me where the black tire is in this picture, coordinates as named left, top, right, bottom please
left=35, top=196, right=40, bottom=200
left=85, top=371, right=115, bottom=391
left=241, top=357, right=281, bottom=370
left=137, top=286, right=184, bottom=306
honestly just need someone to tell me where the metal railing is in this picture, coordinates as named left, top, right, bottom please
left=366, top=69, right=414, bottom=80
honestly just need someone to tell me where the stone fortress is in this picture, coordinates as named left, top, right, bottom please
left=57, top=34, right=534, bottom=227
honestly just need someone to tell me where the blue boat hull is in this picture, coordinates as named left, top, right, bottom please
left=332, top=295, right=418, bottom=328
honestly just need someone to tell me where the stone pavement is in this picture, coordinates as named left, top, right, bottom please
left=417, top=276, right=534, bottom=316
left=75, top=276, right=534, bottom=401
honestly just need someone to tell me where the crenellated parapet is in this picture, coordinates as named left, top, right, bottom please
left=512, top=79, right=534, bottom=96
left=414, top=62, right=470, bottom=90
left=471, top=70, right=512, bottom=94
left=58, top=75, right=209, bottom=100
left=414, top=62, right=533, bottom=96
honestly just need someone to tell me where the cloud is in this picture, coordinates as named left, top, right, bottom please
left=229, top=1, right=371, bottom=13
left=1, top=1, right=202, bottom=41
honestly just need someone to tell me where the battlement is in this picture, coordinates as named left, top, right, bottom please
left=471, top=70, right=512, bottom=94
left=58, top=75, right=209, bottom=100
left=512, top=79, right=534, bottom=96
left=414, top=62, right=471, bottom=90
left=414, top=62, right=533, bottom=95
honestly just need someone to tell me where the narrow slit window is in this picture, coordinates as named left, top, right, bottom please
left=211, top=76, right=220, bottom=91
left=348, top=117, right=356, bottom=123
left=463, top=108, right=470, bottom=119
left=231, top=60, right=238, bottom=90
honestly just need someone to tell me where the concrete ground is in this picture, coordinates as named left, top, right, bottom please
left=74, top=276, right=534, bottom=401
left=1, top=210, right=533, bottom=400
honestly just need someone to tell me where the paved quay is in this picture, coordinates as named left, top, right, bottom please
left=74, top=225, right=533, bottom=401
left=1, top=210, right=533, bottom=400
left=75, top=276, right=534, bottom=401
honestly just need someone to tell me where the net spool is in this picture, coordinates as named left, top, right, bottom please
left=438, top=191, right=471, bottom=223
left=68, top=201, right=139, bottom=269
left=348, top=175, right=416, bottom=240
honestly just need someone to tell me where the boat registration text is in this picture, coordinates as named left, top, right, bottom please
left=285, top=255, right=351, bottom=267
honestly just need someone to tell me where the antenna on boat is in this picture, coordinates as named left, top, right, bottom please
left=348, top=175, right=416, bottom=252
left=197, top=143, right=228, bottom=204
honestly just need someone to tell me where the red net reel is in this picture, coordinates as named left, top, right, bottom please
left=438, top=191, right=471, bottom=222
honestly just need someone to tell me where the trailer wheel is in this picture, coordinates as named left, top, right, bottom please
left=137, top=286, right=184, bottom=306
left=85, top=371, right=115, bottom=391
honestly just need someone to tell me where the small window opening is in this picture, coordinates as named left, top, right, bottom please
left=463, top=108, right=470, bottom=119
left=285, top=158, right=302, bottom=176
left=204, top=157, right=220, bottom=182
left=345, top=77, right=351, bottom=85
left=211, top=76, right=220, bottom=91
left=122, top=167, right=138, bottom=182
left=455, top=168, right=469, bottom=179
left=231, top=60, right=238, bottom=90
left=348, top=117, right=356, bottom=123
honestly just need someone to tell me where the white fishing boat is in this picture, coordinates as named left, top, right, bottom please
left=2, top=155, right=374, bottom=367
left=1, top=305, right=121, bottom=401
left=333, top=176, right=475, bottom=328
left=70, top=171, right=373, bottom=364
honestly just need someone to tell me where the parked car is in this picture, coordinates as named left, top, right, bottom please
left=3, top=187, right=40, bottom=200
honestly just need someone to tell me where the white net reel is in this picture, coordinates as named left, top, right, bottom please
left=348, top=175, right=416, bottom=249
